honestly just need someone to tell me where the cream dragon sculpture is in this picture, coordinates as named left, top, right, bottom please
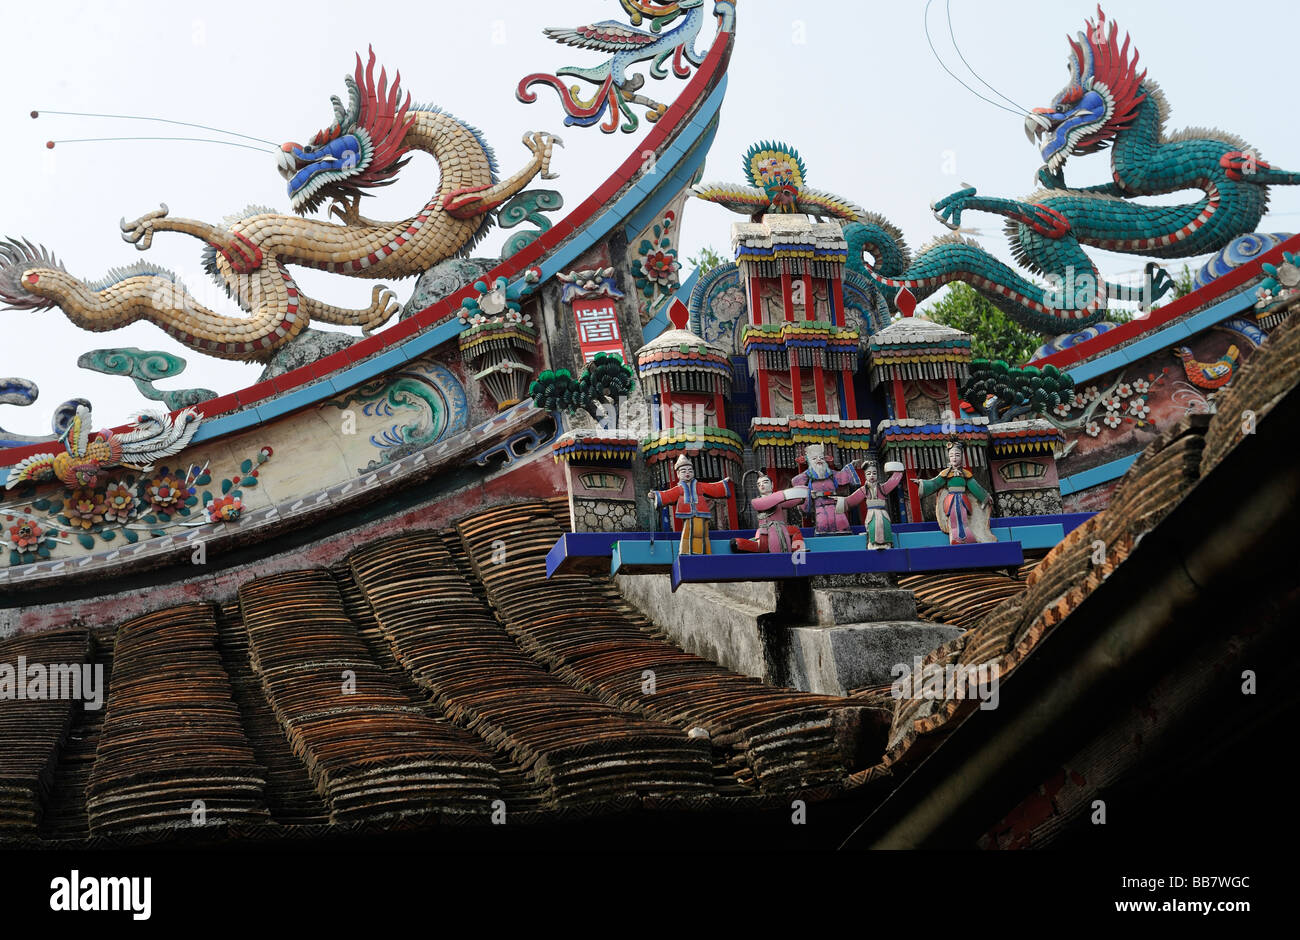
left=0, top=50, right=561, bottom=362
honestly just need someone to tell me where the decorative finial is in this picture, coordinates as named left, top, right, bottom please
left=668, top=297, right=690, bottom=331
left=896, top=286, right=917, bottom=317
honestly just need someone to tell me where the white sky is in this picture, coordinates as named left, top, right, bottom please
left=4, top=0, right=1298, bottom=435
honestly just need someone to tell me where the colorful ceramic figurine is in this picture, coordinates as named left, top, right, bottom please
left=649, top=453, right=732, bottom=555
left=791, top=444, right=861, bottom=535
left=838, top=457, right=905, bottom=549
left=914, top=440, right=995, bottom=545
left=731, top=474, right=808, bottom=554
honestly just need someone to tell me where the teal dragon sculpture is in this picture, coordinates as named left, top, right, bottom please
left=844, top=6, right=1300, bottom=335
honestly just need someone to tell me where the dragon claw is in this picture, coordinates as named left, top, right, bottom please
left=933, top=209, right=960, bottom=231
left=931, top=186, right=978, bottom=230
left=361, top=284, right=400, bottom=335
left=120, top=203, right=170, bottom=250
left=524, top=130, right=563, bottom=180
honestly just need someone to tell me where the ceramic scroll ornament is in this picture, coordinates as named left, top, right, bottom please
left=791, top=444, right=861, bottom=535
left=517, top=0, right=736, bottom=135
left=731, top=474, right=807, bottom=554
left=648, top=453, right=731, bottom=555
left=913, top=440, right=995, bottom=545
left=837, top=457, right=905, bottom=550
left=0, top=49, right=561, bottom=361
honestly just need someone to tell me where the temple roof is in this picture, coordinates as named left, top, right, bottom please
left=3, top=313, right=1298, bottom=848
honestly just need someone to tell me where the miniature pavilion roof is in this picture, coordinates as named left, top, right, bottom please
left=731, top=214, right=848, bottom=272
left=987, top=419, right=1065, bottom=453
left=551, top=429, right=640, bottom=464
left=867, top=315, right=972, bottom=350
left=635, top=328, right=731, bottom=371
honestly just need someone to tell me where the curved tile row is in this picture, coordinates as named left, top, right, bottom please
left=237, top=570, right=501, bottom=821
left=346, top=533, right=715, bottom=805
left=453, top=501, right=889, bottom=791
left=85, top=604, right=270, bottom=835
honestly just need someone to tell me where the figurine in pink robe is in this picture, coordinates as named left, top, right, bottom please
left=837, top=458, right=905, bottom=549
left=731, top=474, right=808, bottom=553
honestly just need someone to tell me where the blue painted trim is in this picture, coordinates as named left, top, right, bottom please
left=1066, top=288, right=1256, bottom=384
left=191, top=407, right=263, bottom=442
left=548, top=511, right=1092, bottom=578
left=401, top=319, right=464, bottom=359
left=670, top=541, right=1024, bottom=589
left=611, top=537, right=679, bottom=574
left=255, top=384, right=330, bottom=422
left=1059, top=453, right=1139, bottom=495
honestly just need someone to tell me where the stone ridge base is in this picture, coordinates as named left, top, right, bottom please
left=995, top=486, right=1063, bottom=517
left=616, top=571, right=961, bottom=696
left=571, top=496, right=638, bottom=532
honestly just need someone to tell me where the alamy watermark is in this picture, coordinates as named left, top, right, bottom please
left=49, top=871, right=151, bottom=920
left=0, top=657, right=104, bottom=710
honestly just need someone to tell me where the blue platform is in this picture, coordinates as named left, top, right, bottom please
left=544, top=512, right=1093, bottom=581
left=669, top=541, right=1025, bottom=591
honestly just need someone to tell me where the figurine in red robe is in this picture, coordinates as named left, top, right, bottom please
left=649, top=454, right=732, bottom=554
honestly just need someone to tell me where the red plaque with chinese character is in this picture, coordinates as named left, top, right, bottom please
left=571, top=297, right=625, bottom=362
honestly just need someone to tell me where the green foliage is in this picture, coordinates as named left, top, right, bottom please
left=961, top=359, right=1076, bottom=421
left=686, top=246, right=728, bottom=278
left=1171, top=263, right=1196, bottom=299
left=529, top=353, right=636, bottom=421
left=528, top=368, right=589, bottom=417
left=582, top=353, right=635, bottom=402
left=925, top=283, right=1041, bottom=365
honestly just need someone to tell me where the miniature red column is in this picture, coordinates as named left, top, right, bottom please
left=806, top=271, right=827, bottom=412
left=781, top=265, right=803, bottom=413
left=749, top=273, right=763, bottom=325
left=841, top=371, right=857, bottom=419
left=749, top=274, right=772, bottom=418
left=891, top=287, right=916, bottom=420
left=905, top=455, right=923, bottom=522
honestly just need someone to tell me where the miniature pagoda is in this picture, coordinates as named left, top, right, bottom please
left=735, top=214, right=873, bottom=478
left=636, top=299, right=741, bottom=529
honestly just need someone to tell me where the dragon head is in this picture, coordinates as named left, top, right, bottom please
left=1025, top=6, right=1146, bottom=173
left=277, top=47, right=415, bottom=216
left=743, top=141, right=806, bottom=211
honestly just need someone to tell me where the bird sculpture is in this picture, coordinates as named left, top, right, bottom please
left=5, top=404, right=201, bottom=489
left=693, top=141, right=868, bottom=221
left=1173, top=344, right=1240, bottom=389
left=517, top=1, right=736, bottom=133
